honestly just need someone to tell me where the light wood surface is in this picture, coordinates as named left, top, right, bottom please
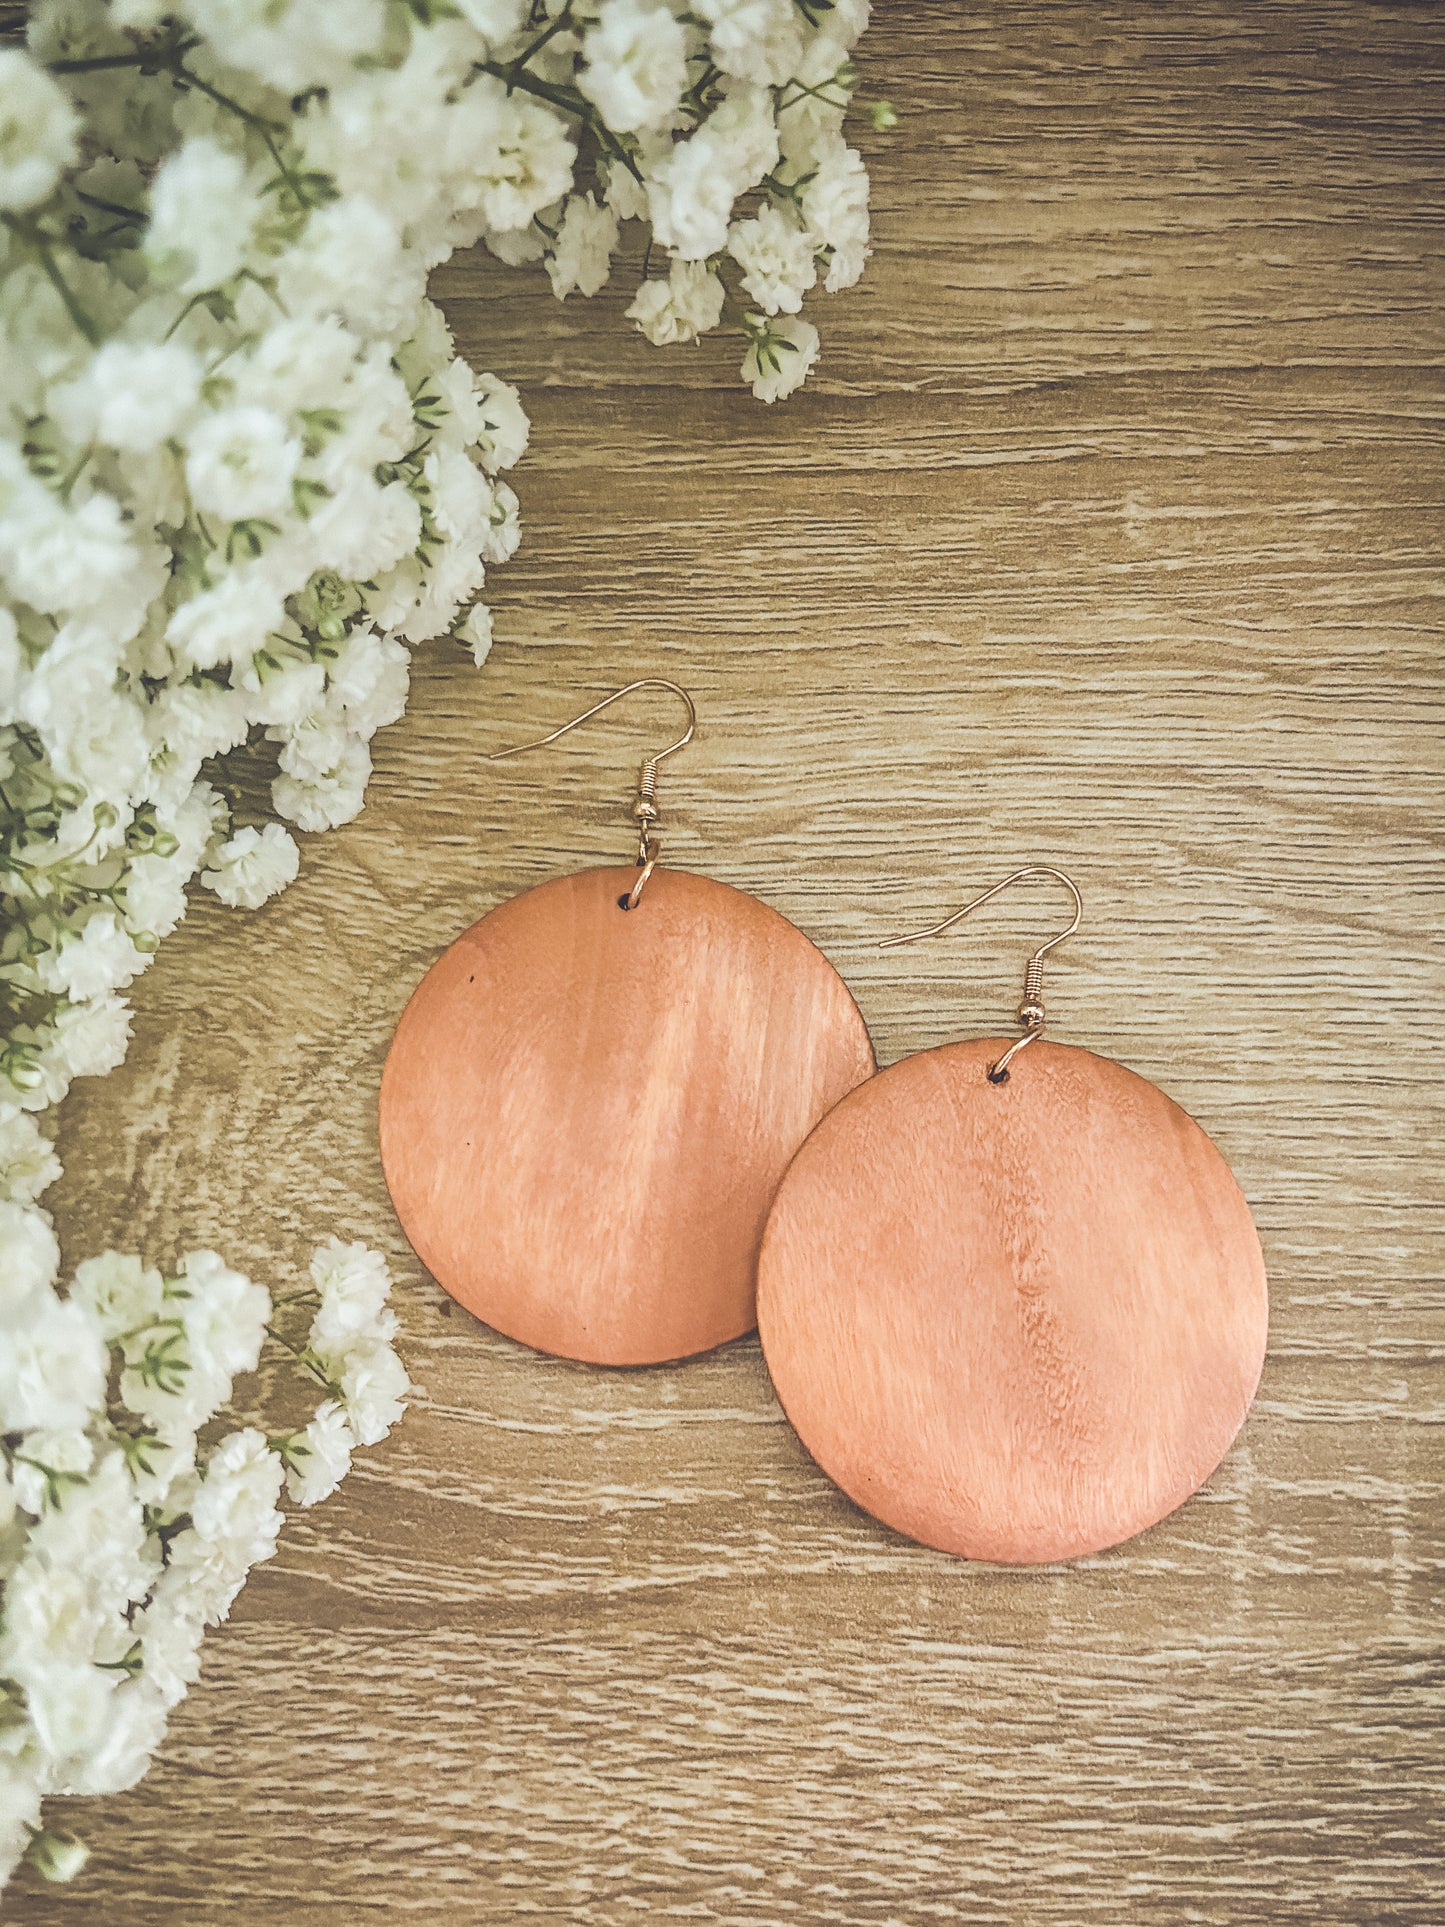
left=756, top=1037, right=1269, bottom=1563
left=15, top=1, right=1444, bottom=1920
left=380, top=864, right=872, bottom=1364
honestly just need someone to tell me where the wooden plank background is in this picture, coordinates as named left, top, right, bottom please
left=14, top=2, right=1444, bottom=1920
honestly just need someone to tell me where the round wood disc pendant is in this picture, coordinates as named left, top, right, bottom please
left=380, top=866, right=874, bottom=1366
left=756, top=1038, right=1268, bottom=1562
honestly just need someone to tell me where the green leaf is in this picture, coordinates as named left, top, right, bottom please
left=291, top=476, right=332, bottom=518
left=225, top=517, right=281, bottom=563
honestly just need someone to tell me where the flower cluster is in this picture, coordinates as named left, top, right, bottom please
left=0, top=1224, right=409, bottom=1886
left=0, top=0, right=874, bottom=1891
left=0, top=0, right=875, bottom=1222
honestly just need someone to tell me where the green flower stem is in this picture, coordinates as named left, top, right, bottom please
left=75, top=189, right=145, bottom=224
left=510, top=2, right=575, bottom=71
left=0, top=214, right=100, bottom=343
left=56, top=443, right=95, bottom=504
left=265, top=1324, right=335, bottom=1393
left=473, top=56, right=586, bottom=118
left=55, top=36, right=315, bottom=215
left=472, top=48, right=644, bottom=179
left=45, top=49, right=173, bottom=73
left=46, top=22, right=201, bottom=76
left=168, top=61, right=308, bottom=202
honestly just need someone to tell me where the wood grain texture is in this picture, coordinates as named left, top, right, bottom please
left=756, top=1037, right=1269, bottom=1563
left=12, top=1, right=1445, bottom=1919
left=380, top=865, right=873, bottom=1364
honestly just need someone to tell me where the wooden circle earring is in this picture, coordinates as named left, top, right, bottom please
left=380, top=680, right=875, bottom=1366
left=756, top=867, right=1268, bottom=1563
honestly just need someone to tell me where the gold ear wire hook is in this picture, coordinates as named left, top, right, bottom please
left=487, top=679, right=697, bottom=909
left=880, top=866, right=1083, bottom=1081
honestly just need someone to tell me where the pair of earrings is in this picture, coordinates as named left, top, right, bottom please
left=380, top=681, right=1268, bottom=1564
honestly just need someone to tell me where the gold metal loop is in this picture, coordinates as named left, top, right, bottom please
left=486, top=679, right=696, bottom=770
left=625, top=846, right=659, bottom=911
left=487, top=679, right=697, bottom=906
left=880, top=866, right=1084, bottom=1081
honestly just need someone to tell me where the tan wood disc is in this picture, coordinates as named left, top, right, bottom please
left=379, top=866, right=874, bottom=1366
left=756, top=1037, right=1268, bottom=1562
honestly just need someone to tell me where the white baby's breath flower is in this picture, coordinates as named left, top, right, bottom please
left=775, top=32, right=855, bottom=170
left=146, top=682, right=250, bottom=805
left=10, top=1428, right=95, bottom=1516
left=424, top=443, right=491, bottom=546
left=184, top=407, right=303, bottom=525
left=626, top=260, right=727, bottom=345
left=283, top=1400, right=354, bottom=1507
left=71, top=1251, right=165, bottom=1342
left=177, top=1248, right=270, bottom=1384
left=480, top=480, right=522, bottom=565
left=453, top=0, right=527, bottom=39
left=0, top=50, right=80, bottom=212
left=18, top=995, right=133, bottom=1110
left=307, top=473, right=422, bottom=581
left=0, top=1291, right=108, bottom=1434
left=801, top=140, right=871, bottom=291
left=58, top=1680, right=170, bottom=1799
left=308, top=1237, right=392, bottom=1352
left=24, top=1451, right=156, bottom=1625
left=698, top=0, right=804, bottom=87
left=465, top=78, right=577, bottom=233
left=274, top=707, right=351, bottom=785
left=185, top=0, right=388, bottom=94
left=276, top=196, right=426, bottom=338
left=117, top=1324, right=206, bottom=1439
left=150, top=1525, right=250, bottom=1630
left=546, top=193, right=620, bottom=300
left=727, top=202, right=818, bottom=314
left=328, top=625, right=409, bottom=735
left=235, top=315, right=361, bottom=415
left=0, top=486, right=138, bottom=620
left=118, top=1252, right=266, bottom=1439
left=136, top=1593, right=206, bottom=1707
left=125, top=1427, right=199, bottom=1513
left=146, top=137, right=260, bottom=294
left=0, top=1201, right=59, bottom=1315
left=272, top=732, right=371, bottom=831
left=644, top=83, right=779, bottom=259
left=646, top=136, right=736, bottom=261
left=38, top=914, right=147, bottom=1005
left=0, top=1106, right=61, bottom=1205
left=580, top=0, right=690, bottom=134
left=120, top=852, right=190, bottom=943
left=166, top=571, right=285, bottom=671
left=459, top=601, right=493, bottom=667
left=705, top=78, right=782, bottom=186
left=242, top=657, right=327, bottom=729
left=333, top=1330, right=410, bottom=1447
left=200, top=822, right=300, bottom=909
left=742, top=313, right=820, bottom=403
left=472, top=372, right=529, bottom=472
left=187, top=1427, right=284, bottom=1552
left=481, top=220, right=548, bottom=267
left=51, top=343, right=202, bottom=454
